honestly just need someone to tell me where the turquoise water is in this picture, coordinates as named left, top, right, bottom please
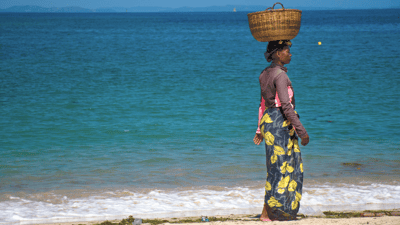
left=0, top=10, right=400, bottom=223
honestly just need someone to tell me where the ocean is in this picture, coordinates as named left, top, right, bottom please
left=0, top=9, right=400, bottom=224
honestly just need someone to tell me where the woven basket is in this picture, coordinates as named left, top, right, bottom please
left=247, top=2, right=302, bottom=42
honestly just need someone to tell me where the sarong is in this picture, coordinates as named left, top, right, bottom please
left=260, top=107, right=303, bottom=220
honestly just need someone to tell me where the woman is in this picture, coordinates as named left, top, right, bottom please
left=253, top=40, right=309, bottom=221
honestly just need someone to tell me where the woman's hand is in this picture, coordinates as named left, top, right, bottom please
left=253, top=133, right=263, bottom=145
left=301, top=134, right=309, bottom=146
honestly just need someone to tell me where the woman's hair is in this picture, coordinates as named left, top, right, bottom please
left=265, top=40, right=292, bottom=62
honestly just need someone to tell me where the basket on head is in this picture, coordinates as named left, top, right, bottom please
left=247, top=2, right=302, bottom=42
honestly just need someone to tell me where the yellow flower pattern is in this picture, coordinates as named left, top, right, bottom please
left=277, top=187, right=285, bottom=194
left=271, top=145, right=285, bottom=164
left=291, top=192, right=302, bottom=210
left=292, top=201, right=299, bottom=209
left=280, top=162, right=288, bottom=173
left=291, top=199, right=298, bottom=210
left=287, top=165, right=294, bottom=173
left=282, top=120, right=290, bottom=127
left=274, top=145, right=285, bottom=155
left=260, top=114, right=274, bottom=139
left=288, top=180, right=297, bottom=192
left=300, top=163, right=303, bottom=173
left=296, top=192, right=302, bottom=201
left=280, top=162, right=294, bottom=174
left=265, top=181, right=272, bottom=191
left=264, top=132, right=274, bottom=145
left=277, top=176, right=290, bottom=194
left=260, top=114, right=273, bottom=125
left=268, top=196, right=283, bottom=208
left=271, top=154, right=278, bottom=164
left=287, top=138, right=293, bottom=149
left=293, top=139, right=300, bottom=152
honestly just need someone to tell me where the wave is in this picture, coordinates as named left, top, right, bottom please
left=1, top=182, right=399, bottom=224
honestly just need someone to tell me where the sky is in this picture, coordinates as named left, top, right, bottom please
left=0, top=0, right=399, bottom=9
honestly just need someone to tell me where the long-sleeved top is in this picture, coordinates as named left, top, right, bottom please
left=256, top=63, right=308, bottom=138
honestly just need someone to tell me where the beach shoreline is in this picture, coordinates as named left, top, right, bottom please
left=2, top=182, right=400, bottom=225
left=14, top=210, right=400, bottom=225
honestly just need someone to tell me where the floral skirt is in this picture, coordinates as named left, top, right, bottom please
left=260, top=107, right=303, bottom=220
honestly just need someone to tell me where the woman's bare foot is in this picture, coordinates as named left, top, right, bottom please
left=260, top=203, right=271, bottom=221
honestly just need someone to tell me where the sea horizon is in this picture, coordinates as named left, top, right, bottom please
left=1, top=4, right=399, bottom=12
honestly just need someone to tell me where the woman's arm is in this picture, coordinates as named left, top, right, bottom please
left=256, top=97, right=265, bottom=134
left=254, top=97, right=265, bottom=145
left=275, top=73, right=309, bottom=140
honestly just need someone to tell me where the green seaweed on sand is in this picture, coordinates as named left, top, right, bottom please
left=205, top=217, right=231, bottom=222
left=322, top=210, right=398, bottom=218
left=168, top=217, right=232, bottom=223
left=143, top=219, right=172, bottom=225
left=363, top=210, right=392, bottom=214
left=96, top=215, right=238, bottom=225
left=170, top=218, right=202, bottom=223
left=97, top=216, right=143, bottom=225
left=98, top=221, right=117, bottom=225
left=296, top=214, right=307, bottom=218
left=97, top=217, right=200, bottom=225
left=323, top=211, right=362, bottom=218
left=97, top=216, right=136, bottom=225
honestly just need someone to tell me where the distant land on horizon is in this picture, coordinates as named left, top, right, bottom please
left=0, top=5, right=399, bottom=12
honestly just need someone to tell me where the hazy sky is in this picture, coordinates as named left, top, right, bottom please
left=0, top=0, right=398, bottom=9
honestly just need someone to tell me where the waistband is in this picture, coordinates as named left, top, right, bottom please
left=266, top=107, right=300, bottom=120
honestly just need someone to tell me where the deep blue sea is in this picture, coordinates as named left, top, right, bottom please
left=1, top=9, right=400, bottom=224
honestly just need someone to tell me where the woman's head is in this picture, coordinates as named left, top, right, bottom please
left=265, top=40, right=292, bottom=64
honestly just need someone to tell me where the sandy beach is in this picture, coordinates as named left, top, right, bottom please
left=33, top=211, right=400, bottom=225
left=38, top=218, right=400, bottom=225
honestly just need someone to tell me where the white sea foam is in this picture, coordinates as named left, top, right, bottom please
left=0, top=183, right=399, bottom=225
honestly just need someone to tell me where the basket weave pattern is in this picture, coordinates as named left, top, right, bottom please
left=248, top=3, right=302, bottom=42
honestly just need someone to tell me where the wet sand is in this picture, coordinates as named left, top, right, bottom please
left=35, top=211, right=400, bottom=225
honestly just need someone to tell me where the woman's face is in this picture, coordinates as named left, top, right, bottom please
left=277, top=47, right=292, bottom=65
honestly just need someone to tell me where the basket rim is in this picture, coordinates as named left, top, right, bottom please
left=247, top=9, right=302, bottom=16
